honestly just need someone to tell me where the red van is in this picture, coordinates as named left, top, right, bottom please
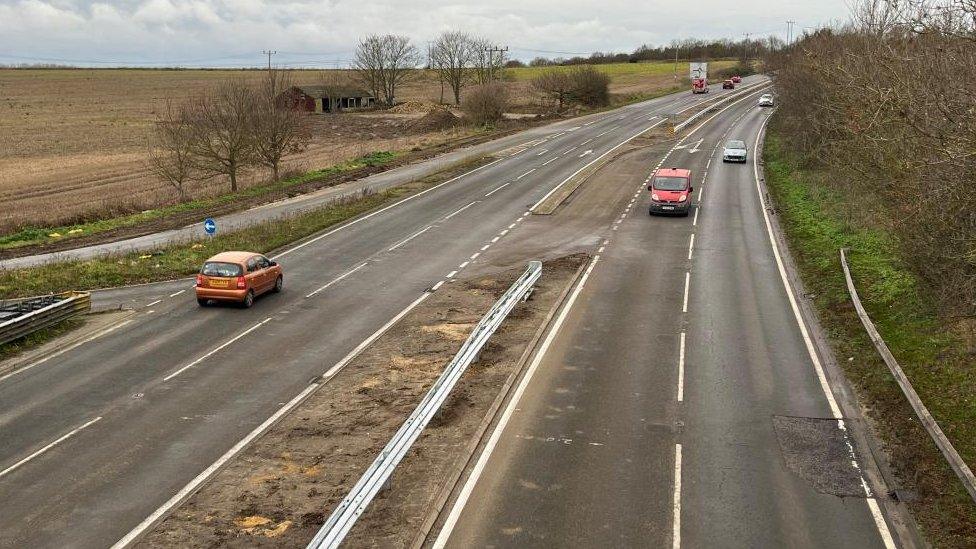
left=648, top=168, right=693, bottom=216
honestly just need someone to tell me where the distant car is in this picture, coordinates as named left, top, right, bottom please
left=722, top=79, right=735, bottom=89
left=723, top=139, right=748, bottom=163
left=758, top=93, right=775, bottom=107
left=731, top=75, right=742, bottom=83
left=195, top=251, right=282, bottom=308
left=648, top=167, right=693, bottom=216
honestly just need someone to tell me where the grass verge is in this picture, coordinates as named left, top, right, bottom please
left=0, top=151, right=400, bottom=252
left=0, top=155, right=494, bottom=300
left=763, top=132, right=976, bottom=547
left=0, top=317, right=84, bottom=362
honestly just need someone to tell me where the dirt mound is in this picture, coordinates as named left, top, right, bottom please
left=388, top=100, right=438, bottom=114
left=406, top=108, right=460, bottom=133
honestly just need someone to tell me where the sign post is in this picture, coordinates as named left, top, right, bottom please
left=203, top=218, right=217, bottom=240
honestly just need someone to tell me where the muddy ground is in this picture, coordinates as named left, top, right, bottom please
left=140, top=255, right=586, bottom=548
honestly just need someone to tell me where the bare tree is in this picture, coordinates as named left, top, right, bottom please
left=186, top=80, right=257, bottom=192
left=354, top=35, right=386, bottom=102
left=432, top=31, right=475, bottom=105
left=531, top=69, right=573, bottom=111
left=252, top=70, right=310, bottom=181
left=148, top=101, right=197, bottom=202
left=353, top=34, right=421, bottom=106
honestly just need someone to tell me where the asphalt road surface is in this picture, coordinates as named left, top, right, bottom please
left=431, top=90, right=904, bottom=548
left=0, top=78, right=777, bottom=548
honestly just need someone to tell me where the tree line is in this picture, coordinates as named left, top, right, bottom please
left=519, top=37, right=783, bottom=67
left=768, top=0, right=976, bottom=318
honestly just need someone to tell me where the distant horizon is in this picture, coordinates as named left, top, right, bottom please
left=0, top=0, right=848, bottom=69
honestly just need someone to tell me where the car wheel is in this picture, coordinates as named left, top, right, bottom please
left=273, top=275, right=283, bottom=293
left=197, top=298, right=209, bottom=307
left=242, top=290, right=255, bottom=308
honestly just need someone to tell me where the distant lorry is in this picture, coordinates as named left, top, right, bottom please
left=690, top=62, right=709, bottom=94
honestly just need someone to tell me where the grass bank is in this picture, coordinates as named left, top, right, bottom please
left=763, top=132, right=976, bottom=547
left=0, top=151, right=400, bottom=252
left=0, top=155, right=493, bottom=300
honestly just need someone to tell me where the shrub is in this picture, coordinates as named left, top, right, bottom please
left=462, top=83, right=510, bottom=127
left=567, top=66, right=611, bottom=108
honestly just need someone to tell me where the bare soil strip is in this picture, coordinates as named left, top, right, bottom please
left=139, top=255, right=586, bottom=548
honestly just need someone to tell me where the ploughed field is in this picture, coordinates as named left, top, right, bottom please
left=0, top=61, right=731, bottom=235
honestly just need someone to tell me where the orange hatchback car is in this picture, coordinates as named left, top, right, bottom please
left=195, top=251, right=282, bottom=308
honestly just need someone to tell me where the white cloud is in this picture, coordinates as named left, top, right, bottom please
left=0, top=0, right=852, bottom=66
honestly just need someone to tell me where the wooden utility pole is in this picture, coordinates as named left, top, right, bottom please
left=262, top=50, right=276, bottom=73
left=484, top=45, right=508, bottom=81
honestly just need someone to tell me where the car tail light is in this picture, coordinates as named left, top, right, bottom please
left=195, top=274, right=204, bottom=286
left=236, top=276, right=247, bottom=289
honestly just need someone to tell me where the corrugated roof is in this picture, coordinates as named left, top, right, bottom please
left=292, top=85, right=374, bottom=99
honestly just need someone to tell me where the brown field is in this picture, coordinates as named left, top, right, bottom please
left=0, top=61, right=727, bottom=234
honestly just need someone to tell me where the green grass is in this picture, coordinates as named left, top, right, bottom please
left=0, top=317, right=84, bottom=362
left=763, top=133, right=976, bottom=547
left=506, top=59, right=737, bottom=80
left=0, top=151, right=401, bottom=252
left=0, top=156, right=493, bottom=300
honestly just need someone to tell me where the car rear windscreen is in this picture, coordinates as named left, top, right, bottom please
left=653, top=176, right=688, bottom=191
left=201, top=262, right=243, bottom=277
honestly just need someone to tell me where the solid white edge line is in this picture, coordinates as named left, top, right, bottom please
left=751, top=116, right=896, bottom=548
left=163, top=318, right=272, bottom=381
left=0, top=416, right=102, bottom=480
left=307, top=262, right=369, bottom=298
left=433, top=255, right=601, bottom=548
left=0, top=318, right=134, bottom=384
left=110, top=384, right=319, bottom=549
left=677, top=332, right=686, bottom=402
left=272, top=158, right=503, bottom=259
left=388, top=225, right=432, bottom=252
left=672, top=443, right=683, bottom=549
left=530, top=119, right=667, bottom=212
left=682, top=272, right=690, bottom=313
left=323, top=293, right=431, bottom=380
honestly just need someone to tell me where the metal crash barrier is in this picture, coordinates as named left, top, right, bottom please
left=0, top=292, right=91, bottom=346
left=307, top=261, right=542, bottom=549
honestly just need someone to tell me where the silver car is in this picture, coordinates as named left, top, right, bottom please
left=758, top=93, right=774, bottom=107
left=722, top=139, right=748, bottom=163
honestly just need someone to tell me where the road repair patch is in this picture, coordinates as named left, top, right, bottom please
left=772, top=415, right=866, bottom=498
left=140, top=255, right=586, bottom=548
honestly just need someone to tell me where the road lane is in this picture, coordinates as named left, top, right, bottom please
left=434, top=89, right=896, bottom=548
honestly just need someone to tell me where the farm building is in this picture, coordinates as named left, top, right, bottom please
left=278, top=85, right=376, bottom=113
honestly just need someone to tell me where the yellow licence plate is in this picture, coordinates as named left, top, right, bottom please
left=209, top=278, right=229, bottom=288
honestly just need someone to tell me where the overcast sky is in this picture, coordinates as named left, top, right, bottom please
left=0, top=0, right=851, bottom=67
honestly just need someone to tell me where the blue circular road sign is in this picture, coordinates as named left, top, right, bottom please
left=203, top=218, right=217, bottom=235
